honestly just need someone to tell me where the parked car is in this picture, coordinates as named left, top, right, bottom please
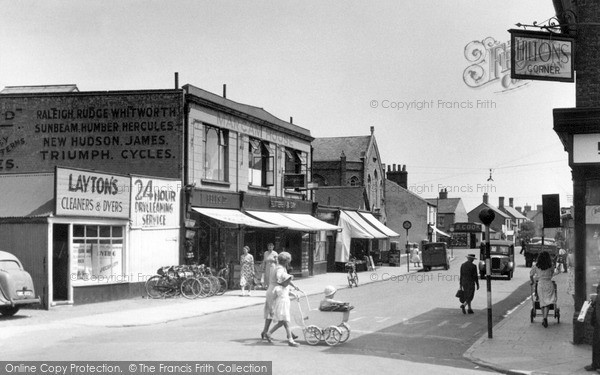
left=478, top=240, right=515, bottom=280
left=0, top=251, right=41, bottom=316
left=422, top=242, right=450, bottom=271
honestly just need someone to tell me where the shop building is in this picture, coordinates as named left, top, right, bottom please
left=0, top=87, right=185, bottom=306
left=182, top=84, right=339, bottom=278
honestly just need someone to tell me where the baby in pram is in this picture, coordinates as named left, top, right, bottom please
left=319, top=285, right=354, bottom=312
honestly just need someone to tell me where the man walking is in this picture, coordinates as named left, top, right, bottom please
left=459, top=254, right=479, bottom=314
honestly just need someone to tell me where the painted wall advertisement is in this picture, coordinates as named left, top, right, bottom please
left=130, top=176, right=180, bottom=228
left=0, top=91, right=183, bottom=177
left=55, top=167, right=130, bottom=219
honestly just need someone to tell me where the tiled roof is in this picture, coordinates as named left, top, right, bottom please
left=312, top=136, right=371, bottom=161
left=502, top=206, right=528, bottom=220
left=0, top=173, right=54, bottom=217
left=425, top=197, right=462, bottom=214
left=314, top=186, right=368, bottom=210
left=1, top=85, right=79, bottom=94
left=183, top=84, right=312, bottom=139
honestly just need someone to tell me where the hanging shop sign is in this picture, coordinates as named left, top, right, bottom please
left=130, top=176, right=181, bottom=228
left=573, top=133, right=600, bottom=164
left=55, top=167, right=130, bottom=219
left=453, top=222, right=482, bottom=233
left=509, top=29, right=574, bottom=82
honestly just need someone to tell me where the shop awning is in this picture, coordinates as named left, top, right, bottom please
left=246, top=211, right=341, bottom=232
left=343, top=210, right=388, bottom=239
left=357, top=212, right=400, bottom=237
left=192, top=208, right=283, bottom=228
left=433, top=226, right=451, bottom=238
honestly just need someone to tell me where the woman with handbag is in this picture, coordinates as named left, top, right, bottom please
left=459, top=254, right=479, bottom=314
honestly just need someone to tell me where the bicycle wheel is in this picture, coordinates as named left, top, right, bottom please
left=207, top=276, right=219, bottom=296
left=197, top=277, right=213, bottom=298
left=216, top=276, right=228, bottom=296
left=347, top=273, right=353, bottom=288
left=181, top=278, right=200, bottom=299
left=146, top=275, right=166, bottom=299
left=353, top=273, right=359, bottom=287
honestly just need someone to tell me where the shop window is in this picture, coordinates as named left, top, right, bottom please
left=285, top=148, right=305, bottom=174
left=204, top=125, right=229, bottom=181
left=249, top=138, right=274, bottom=187
left=72, top=224, right=124, bottom=283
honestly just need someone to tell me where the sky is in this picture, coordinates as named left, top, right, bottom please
left=0, top=0, right=575, bottom=212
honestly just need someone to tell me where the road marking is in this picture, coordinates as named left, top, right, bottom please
left=350, top=316, right=366, bottom=322
left=460, top=322, right=472, bottom=329
left=402, top=318, right=431, bottom=325
left=375, top=317, right=390, bottom=323
left=503, top=296, right=532, bottom=317
left=437, top=320, right=449, bottom=327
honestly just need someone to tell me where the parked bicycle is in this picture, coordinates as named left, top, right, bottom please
left=146, top=265, right=188, bottom=299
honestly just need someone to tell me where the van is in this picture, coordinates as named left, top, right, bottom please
left=422, top=242, right=450, bottom=271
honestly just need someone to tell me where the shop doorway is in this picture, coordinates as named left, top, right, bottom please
left=52, top=224, right=69, bottom=301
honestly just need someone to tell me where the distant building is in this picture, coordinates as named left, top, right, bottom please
left=467, top=193, right=511, bottom=240
left=426, top=188, right=468, bottom=246
left=497, top=197, right=528, bottom=241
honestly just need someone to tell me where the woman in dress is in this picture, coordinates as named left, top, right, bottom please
left=261, top=243, right=278, bottom=288
left=265, top=274, right=299, bottom=347
left=530, top=251, right=561, bottom=328
left=261, top=251, right=294, bottom=341
left=240, top=246, right=255, bottom=297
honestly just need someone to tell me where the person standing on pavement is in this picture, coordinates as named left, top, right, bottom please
left=240, top=246, right=255, bottom=297
left=459, top=254, right=479, bottom=314
left=410, top=246, right=421, bottom=268
left=566, top=248, right=575, bottom=303
left=529, top=251, right=560, bottom=328
left=261, top=243, right=278, bottom=289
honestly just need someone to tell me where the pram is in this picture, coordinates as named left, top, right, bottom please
left=530, top=280, right=560, bottom=323
left=292, top=290, right=351, bottom=346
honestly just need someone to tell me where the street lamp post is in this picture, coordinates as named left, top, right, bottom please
left=403, top=221, right=412, bottom=273
left=449, top=226, right=455, bottom=258
left=479, top=208, right=496, bottom=339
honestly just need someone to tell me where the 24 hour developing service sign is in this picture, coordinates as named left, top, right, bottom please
left=130, top=176, right=180, bottom=229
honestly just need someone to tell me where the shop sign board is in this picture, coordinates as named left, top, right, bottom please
left=130, top=176, right=180, bottom=228
left=510, top=29, right=574, bottom=82
left=586, top=205, right=600, bottom=225
left=0, top=91, right=183, bottom=177
left=55, top=167, right=130, bottom=219
left=453, top=222, right=482, bottom=232
left=573, top=133, right=600, bottom=164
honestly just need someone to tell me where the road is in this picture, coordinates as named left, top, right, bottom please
left=0, top=248, right=531, bottom=374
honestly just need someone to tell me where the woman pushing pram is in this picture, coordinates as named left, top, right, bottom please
left=530, top=251, right=561, bottom=327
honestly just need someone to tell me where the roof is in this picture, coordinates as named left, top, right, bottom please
left=386, top=179, right=430, bottom=204
left=468, top=202, right=511, bottom=219
left=502, top=206, right=528, bottom=220
left=314, top=186, right=368, bottom=210
left=425, top=197, right=462, bottom=214
left=183, top=84, right=312, bottom=140
left=1, top=85, right=79, bottom=94
left=0, top=173, right=54, bottom=217
left=312, top=136, right=371, bottom=161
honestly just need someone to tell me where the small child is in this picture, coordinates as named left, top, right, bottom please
left=265, top=274, right=300, bottom=347
left=319, top=285, right=354, bottom=312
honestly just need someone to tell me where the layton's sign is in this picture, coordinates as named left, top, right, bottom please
left=509, top=29, right=574, bottom=82
left=56, top=167, right=130, bottom=219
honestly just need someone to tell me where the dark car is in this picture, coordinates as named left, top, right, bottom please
left=478, top=240, right=515, bottom=280
left=422, top=242, right=450, bottom=271
left=0, top=251, right=41, bottom=316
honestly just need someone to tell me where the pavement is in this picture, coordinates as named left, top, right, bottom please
left=1, top=253, right=595, bottom=374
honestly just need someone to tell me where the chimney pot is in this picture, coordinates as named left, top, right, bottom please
left=223, top=84, right=227, bottom=98
left=499, top=196, right=505, bottom=208
left=370, top=126, right=374, bottom=135
left=509, top=198, right=514, bottom=207
left=290, top=116, right=293, bottom=124
left=483, top=193, right=489, bottom=204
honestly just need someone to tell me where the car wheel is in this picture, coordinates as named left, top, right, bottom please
left=507, top=271, right=513, bottom=280
left=0, top=306, right=20, bottom=316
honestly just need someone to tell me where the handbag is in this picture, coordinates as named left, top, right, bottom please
left=578, top=300, right=593, bottom=323
left=455, top=289, right=464, bottom=303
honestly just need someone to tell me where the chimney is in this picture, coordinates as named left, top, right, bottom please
left=483, top=193, right=489, bottom=204
left=499, top=196, right=505, bottom=208
left=223, top=84, right=227, bottom=98
left=509, top=197, right=514, bottom=207
left=439, top=188, right=448, bottom=199
left=340, top=151, right=346, bottom=185
left=386, top=163, right=408, bottom=189
left=290, top=117, right=293, bottom=124
left=516, top=206, right=522, bottom=213
left=370, top=126, right=374, bottom=135
left=524, top=204, right=531, bottom=213
left=174, top=72, right=179, bottom=89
